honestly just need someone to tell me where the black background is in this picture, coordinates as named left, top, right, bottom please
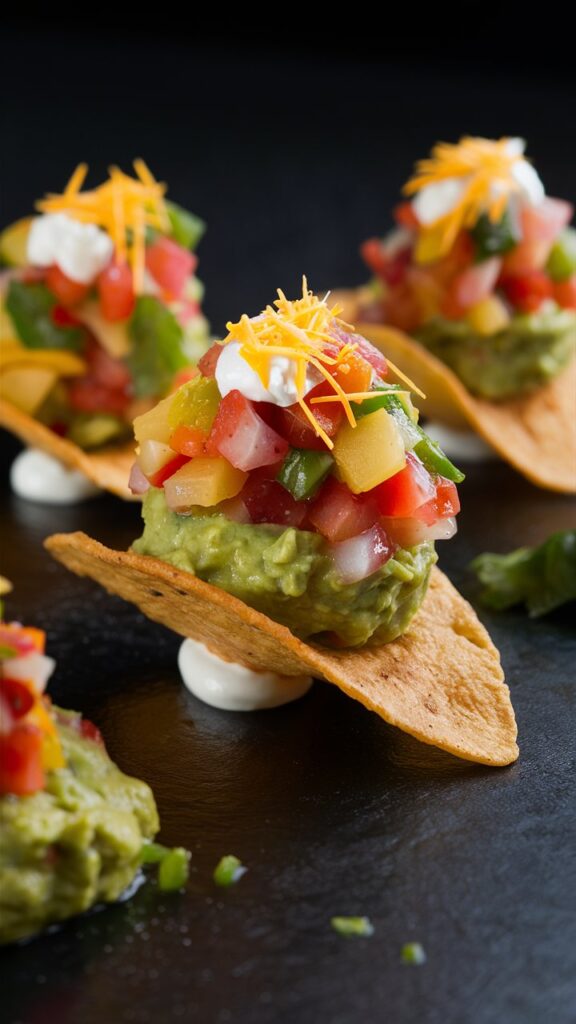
left=1, top=23, right=576, bottom=1024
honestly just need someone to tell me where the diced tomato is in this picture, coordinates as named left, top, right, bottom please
left=170, top=366, right=198, bottom=391
left=198, top=343, right=224, bottom=379
left=45, top=265, right=90, bottom=307
left=169, top=424, right=208, bottom=457
left=384, top=281, right=423, bottom=333
left=0, top=723, right=45, bottom=796
left=372, top=453, right=435, bottom=518
left=501, top=238, right=552, bottom=276
left=145, top=237, right=195, bottom=298
left=241, top=475, right=307, bottom=527
left=51, top=305, right=81, bottom=327
left=500, top=272, right=554, bottom=313
left=360, top=238, right=390, bottom=279
left=554, top=276, right=576, bottom=310
left=276, top=397, right=343, bottom=451
left=97, top=261, right=135, bottom=322
left=393, top=202, right=420, bottom=229
left=79, top=718, right=104, bottom=745
left=306, top=477, right=378, bottom=542
left=67, top=379, right=131, bottom=415
left=447, top=257, right=501, bottom=313
left=415, top=477, right=460, bottom=525
left=521, top=197, right=573, bottom=244
left=209, top=390, right=289, bottom=471
left=361, top=237, right=411, bottom=286
left=0, top=679, right=35, bottom=719
left=327, top=325, right=388, bottom=379
left=429, top=232, right=475, bottom=286
left=85, top=336, right=132, bottom=391
left=332, top=351, right=373, bottom=394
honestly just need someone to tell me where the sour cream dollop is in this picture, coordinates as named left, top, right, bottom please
left=413, top=138, right=545, bottom=226
left=215, top=340, right=321, bottom=408
left=178, top=637, right=313, bottom=711
left=27, top=213, right=114, bottom=283
left=10, top=449, right=101, bottom=504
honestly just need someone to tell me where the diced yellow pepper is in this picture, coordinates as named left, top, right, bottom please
left=0, top=366, right=58, bottom=415
left=466, top=295, right=511, bottom=336
left=333, top=408, right=406, bottom=493
left=0, top=217, right=33, bottom=267
left=164, top=457, right=247, bottom=509
left=133, top=392, right=176, bottom=445
left=168, top=376, right=220, bottom=433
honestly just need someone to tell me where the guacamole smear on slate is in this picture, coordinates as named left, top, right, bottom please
left=360, top=136, right=576, bottom=400
left=0, top=619, right=158, bottom=945
left=130, top=280, right=461, bottom=647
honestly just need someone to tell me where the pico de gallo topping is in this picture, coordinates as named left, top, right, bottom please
left=360, top=138, right=576, bottom=399
left=0, top=162, right=208, bottom=449
left=130, top=279, right=463, bottom=583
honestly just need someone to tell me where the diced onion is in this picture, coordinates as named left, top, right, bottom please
left=328, top=524, right=393, bottom=583
left=128, top=462, right=150, bottom=495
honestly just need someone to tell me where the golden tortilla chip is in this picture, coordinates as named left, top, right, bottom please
left=0, top=399, right=136, bottom=499
left=45, top=531, right=519, bottom=767
left=331, top=290, right=576, bottom=495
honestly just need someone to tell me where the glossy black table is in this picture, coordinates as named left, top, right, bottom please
left=1, top=429, right=575, bottom=1024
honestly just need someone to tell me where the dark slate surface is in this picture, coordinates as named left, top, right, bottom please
left=1, top=27, right=575, bottom=1024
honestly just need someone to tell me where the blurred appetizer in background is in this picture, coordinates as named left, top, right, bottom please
left=0, top=608, right=159, bottom=945
left=0, top=162, right=208, bottom=500
left=47, top=281, right=518, bottom=767
left=338, top=137, right=576, bottom=492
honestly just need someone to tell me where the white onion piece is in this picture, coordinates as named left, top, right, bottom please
left=328, top=524, right=393, bottom=584
left=137, top=440, right=175, bottom=478
left=217, top=495, right=250, bottom=523
left=383, top=515, right=457, bottom=547
left=2, top=652, right=56, bottom=693
left=128, top=462, right=150, bottom=496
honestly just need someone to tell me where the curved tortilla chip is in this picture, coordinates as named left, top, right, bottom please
left=45, top=531, right=519, bottom=767
left=331, top=290, right=576, bottom=494
left=0, top=399, right=136, bottom=499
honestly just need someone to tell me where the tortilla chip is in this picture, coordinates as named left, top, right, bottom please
left=45, top=531, right=519, bottom=767
left=0, top=399, right=136, bottom=500
left=330, top=290, right=576, bottom=494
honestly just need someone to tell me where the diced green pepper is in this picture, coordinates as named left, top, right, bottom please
left=413, top=433, right=465, bottom=483
left=277, top=448, right=333, bottom=500
left=140, top=840, right=171, bottom=865
left=168, top=375, right=220, bottom=433
left=128, top=296, right=188, bottom=398
left=5, top=281, right=83, bottom=351
left=158, top=847, right=191, bottom=891
left=471, top=208, right=519, bottom=260
left=213, top=854, right=247, bottom=887
left=166, top=201, right=206, bottom=251
left=546, top=228, right=576, bottom=282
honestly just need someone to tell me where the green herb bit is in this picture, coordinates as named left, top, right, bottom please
left=471, top=529, right=576, bottom=617
left=413, top=433, right=465, bottom=484
left=330, top=916, right=375, bottom=938
left=277, top=448, right=333, bottom=501
left=128, top=295, right=188, bottom=398
left=401, top=942, right=427, bottom=965
left=213, top=854, right=247, bottom=887
left=6, top=281, right=83, bottom=351
left=140, top=840, right=171, bottom=865
left=471, top=208, right=519, bottom=260
left=546, top=228, right=576, bottom=282
left=166, top=201, right=206, bottom=251
left=158, top=847, right=191, bottom=892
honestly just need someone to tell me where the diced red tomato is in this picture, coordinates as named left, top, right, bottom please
left=97, top=261, right=135, bottom=322
left=85, top=336, right=132, bottom=391
left=169, top=424, right=208, bottom=457
left=521, top=197, right=573, bottom=244
left=0, top=678, right=35, bottom=720
left=51, top=305, right=81, bottom=327
left=198, top=343, right=223, bottom=379
left=332, top=351, right=373, bottom=394
left=327, top=324, right=388, bottom=379
left=241, top=476, right=307, bottom=527
left=361, top=237, right=411, bottom=286
left=170, top=366, right=198, bottom=392
left=208, top=390, right=289, bottom=471
left=393, top=202, right=420, bottom=229
left=371, top=453, right=435, bottom=518
left=447, top=257, right=501, bottom=313
left=0, top=723, right=45, bottom=796
left=501, top=238, right=552, bottom=276
left=276, top=397, right=343, bottom=451
left=414, top=477, right=460, bottom=525
left=45, top=265, right=90, bottom=307
left=384, top=281, right=422, bottom=333
left=554, top=276, right=576, bottom=310
left=306, top=477, right=378, bottom=542
left=79, top=718, right=104, bottom=745
left=67, top=379, right=130, bottom=415
left=145, top=237, right=195, bottom=298
left=429, top=232, right=475, bottom=286
left=500, top=272, right=554, bottom=313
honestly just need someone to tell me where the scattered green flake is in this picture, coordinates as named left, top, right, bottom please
left=140, top=840, right=171, bottom=865
left=158, top=847, right=191, bottom=892
left=213, top=855, right=247, bottom=887
left=401, top=942, right=427, bottom=965
left=330, top=916, right=375, bottom=938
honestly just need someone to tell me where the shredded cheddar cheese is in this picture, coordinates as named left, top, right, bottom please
left=403, top=137, right=526, bottom=262
left=36, top=161, right=169, bottom=292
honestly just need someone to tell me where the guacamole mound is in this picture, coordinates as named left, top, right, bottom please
left=0, top=713, right=158, bottom=945
left=416, top=306, right=576, bottom=400
left=133, top=488, right=437, bottom=648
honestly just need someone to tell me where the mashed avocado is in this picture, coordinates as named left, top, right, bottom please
left=416, top=306, right=576, bottom=399
left=133, top=488, right=437, bottom=648
left=0, top=714, right=158, bottom=945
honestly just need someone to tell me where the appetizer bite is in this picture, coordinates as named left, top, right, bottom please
left=339, top=137, right=576, bottom=493
left=0, top=162, right=208, bottom=498
left=0, top=615, right=159, bottom=944
left=47, top=282, right=518, bottom=767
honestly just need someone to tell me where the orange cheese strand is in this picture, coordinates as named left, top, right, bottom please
left=36, top=160, right=168, bottom=293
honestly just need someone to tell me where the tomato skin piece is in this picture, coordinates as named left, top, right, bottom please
left=554, top=276, right=576, bottom=310
left=0, top=723, right=45, bottom=796
left=146, top=237, right=195, bottom=298
left=394, top=202, right=420, bottom=230
left=45, top=265, right=90, bottom=307
left=198, top=343, right=223, bottom=379
left=169, top=424, right=208, bottom=457
left=149, top=453, right=190, bottom=487
left=371, top=453, right=435, bottom=518
left=98, top=261, right=135, bottom=322
left=306, top=477, right=378, bottom=542
left=500, top=272, right=554, bottom=313
left=241, top=475, right=307, bottom=527
left=415, top=477, right=460, bottom=525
